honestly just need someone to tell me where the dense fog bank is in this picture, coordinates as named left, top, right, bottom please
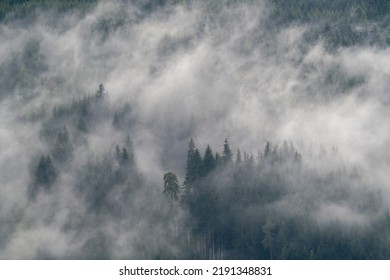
left=0, top=0, right=389, bottom=259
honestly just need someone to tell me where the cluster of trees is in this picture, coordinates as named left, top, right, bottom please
left=31, top=85, right=139, bottom=213
left=19, top=81, right=390, bottom=260
left=0, top=0, right=97, bottom=22
left=48, top=83, right=106, bottom=134
left=23, top=84, right=390, bottom=259
left=3, top=0, right=388, bottom=259
left=270, top=0, right=390, bottom=48
left=271, top=0, right=389, bottom=23
left=163, top=138, right=388, bottom=259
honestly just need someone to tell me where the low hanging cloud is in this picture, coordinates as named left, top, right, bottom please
left=0, top=0, right=389, bottom=258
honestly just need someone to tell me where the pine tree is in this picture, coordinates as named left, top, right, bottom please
left=35, top=155, right=57, bottom=186
left=163, top=171, right=180, bottom=237
left=35, top=155, right=47, bottom=184
left=163, top=172, right=180, bottom=201
left=264, top=141, right=272, bottom=159
left=96, top=83, right=105, bottom=99
left=184, top=139, right=202, bottom=186
left=193, top=148, right=202, bottom=175
left=202, top=145, right=216, bottom=176
left=222, top=138, right=233, bottom=164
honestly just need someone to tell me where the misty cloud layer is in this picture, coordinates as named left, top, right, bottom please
left=0, top=0, right=389, bottom=258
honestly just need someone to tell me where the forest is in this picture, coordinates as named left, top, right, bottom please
left=0, top=0, right=389, bottom=259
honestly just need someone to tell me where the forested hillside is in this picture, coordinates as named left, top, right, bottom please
left=0, top=0, right=97, bottom=21
left=0, top=0, right=389, bottom=259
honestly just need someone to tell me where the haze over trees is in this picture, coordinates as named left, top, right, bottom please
left=0, top=0, right=389, bottom=259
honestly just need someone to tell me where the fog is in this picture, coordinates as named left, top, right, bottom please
left=0, top=0, right=389, bottom=259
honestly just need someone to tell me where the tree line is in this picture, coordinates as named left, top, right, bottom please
left=164, top=138, right=388, bottom=259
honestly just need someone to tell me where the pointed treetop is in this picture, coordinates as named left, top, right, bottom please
left=97, top=83, right=105, bottom=98
left=264, top=141, right=272, bottom=158
left=222, top=138, right=233, bottom=163
left=184, top=139, right=202, bottom=186
left=202, top=145, right=216, bottom=176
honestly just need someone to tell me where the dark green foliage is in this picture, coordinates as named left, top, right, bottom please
left=35, top=155, right=57, bottom=186
left=222, top=138, right=233, bottom=164
left=215, top=152, right=222, bottom=166
left=43, top=84, right=110, bottom=139
left=171, top=139, right=389, bottom=259
left=96, top=83, right=105, bottom=99
left=184, top=139, right=202, bottom=186
left=31, top=154, right=57, bottom=197
left=163, top=172, right=180, bottom=201
left=8, top=0, right=390, bottom=260
left=269, top=0, right=390, bottom=48
left=270, top=0, right=390, bottom=24
left=202, top=145, right=216, bottom=177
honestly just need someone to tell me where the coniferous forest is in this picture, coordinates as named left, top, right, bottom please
left=0, top=0, right=389, bottom=259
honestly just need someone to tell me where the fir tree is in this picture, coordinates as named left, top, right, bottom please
left=163, top=172, right=180, bottom=201
left=264, top=141, right=272, bottom=159
left=96, top=83, right=105, bottom=99
left=35, top=155, right=57, bottom=186
left=202, top=145, right=216, bottom=176
left=184, top=139, right=202, bottom=186
left=222, top=138, right=233, bottom=164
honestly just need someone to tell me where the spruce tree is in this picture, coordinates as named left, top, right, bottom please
left=35, top=155, right=47, bottom=184
left=264, top=141, right=272, bottom=159
left=202, top=145, right=216, bottom=176
left=163, top=172, right=180, bottom=201
left=96, top=83, right=105, bottom=99
left=35, top=155, right=57, bottom=186
left=184, top=139, right=202, bottom=186
left=222, top=138, right=233, bottom=164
